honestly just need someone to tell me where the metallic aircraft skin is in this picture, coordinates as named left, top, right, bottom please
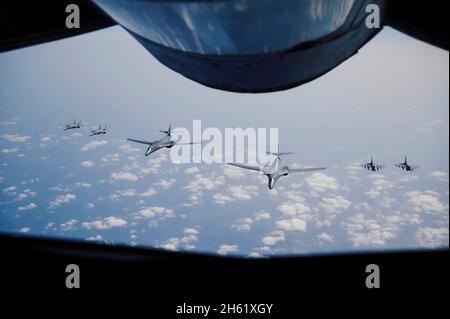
left=395, top=156, right=419, bottom=172
left=228, top=147, right=326, bottom=190
left=361, top=156, right=385, bottom=172
left=127, top=124, right=199, bottom=157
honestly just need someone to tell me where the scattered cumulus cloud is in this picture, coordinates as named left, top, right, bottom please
left=184, top=167, right=199, bottom=174
left=406, top=191, right=447, bottom=214
left=81, top=140, right=108, bottom=151
left=319, top=196, right=351, bottom=214
left=185, top=174, right=225, bottom=192
left=213, top=193, right=234, bottom=205
left=345, top=213, right=397, bottom=247
left=3, top=186, right=17, bottom=194
left=133, top=206, right=174, bottom=220
left=217, top=244, right=239, bottom=256
left=276, top=218, right=307, bottom=232
left=160, top=228, right=200, bottom=251
left=254, top=211, right=271, bottom=221
left=140, top=187, right=157, bottom=197
left=431, top=171, right=449, bottom=182
left=305, top=173, right=338, bottom=192
left=317, top=232, right=334, bottom=242
left=86, top=235, right=103, bottom=241
left=81, top=160, right=94, bottom=168
left=81, top=216, right=127, bottom=230
left=49, top=193, right=76, bottom=209
left=223, top=165, right=246, bottom=179
left=60, top=219, right=78, bottom=231
left=262, top=231, right=285, bottom=246
left=17, top=203, right=37, bottom=211
left=231, top=218, right=253, bottom=232
left=154, top=178, right=176, bottom=190
left=278, top=201, right=311, bottom=217
left=110, top=171, right=138, bottom=182
left=1, top=148, right=19, bottom=153
left=228, top=185, right=258, bottom=200
left=1, top=134, right=31, bottom=142
left=416, top=227, right=449, bottom=248
left=119, top=144, right=140, bottom=153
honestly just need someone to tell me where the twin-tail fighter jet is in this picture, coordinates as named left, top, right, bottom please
left=228, top=145, right=326, bottom=190
left=64, top=119, right=81, bottom=131
left=90, top=124, right=107, bottom=136
left=395, top=156, right=419, bottom=172
left=127, top=124, right=202, bottom=157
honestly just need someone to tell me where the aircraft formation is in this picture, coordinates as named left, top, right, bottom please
left=63, top=119, right=107, bottom=137
left=361, top=156, right=419, bottom=172
left=64, top=121, right=420, bottom=190
left=125, top=125, right=419, bottom=190
left=126, top=125, right=327, bottom=190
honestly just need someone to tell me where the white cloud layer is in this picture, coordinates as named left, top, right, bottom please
left=305, top=173, right=338, bottom=192
left=416, top=227, right=449, bottom=248
left=110, top=171, right=138, bottom=182
left=217, top=244, right=239, bottom=256
left=81, top=140, right=108, bottom=151
left=82, top=216, right=127, bottom=230
left=17, top=203, right=37, bottom=211
left=49, top=193, right=76, bottom=209
left=2, top=134, right=31, bottom=142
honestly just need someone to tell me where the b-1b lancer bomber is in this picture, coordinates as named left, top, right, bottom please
left=395, top=157, right=419, bottom=172
left=90, top=124, right=107, bottom=136
left=64, top=119, right=81, bottom=131
left=361, top=156, right=385, bottom=172
left=127, top=124, right=202, bottom=157
left=228, top=146, right=326, bottom=190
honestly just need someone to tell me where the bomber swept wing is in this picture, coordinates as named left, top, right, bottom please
left=127, top=124, right=204, bottom=157
left=126, top=138, right=157, bottom=146
left=227, top=146, right=326, bottom=189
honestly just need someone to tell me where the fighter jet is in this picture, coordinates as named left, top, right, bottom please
left=361, top=156, right=385, bottom=172
left=395, top=156, right=419, bottom=172
left=64, top=119, right=81, bottom=131
left=228, top=146, right=326, bottom=190
left=127, top=124, right=201, bottom=157
left=90, top=124, right=107, bottom=136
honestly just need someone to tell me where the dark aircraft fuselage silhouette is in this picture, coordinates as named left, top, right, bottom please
left=395, top=157, right=419, bottom=171
left=361, top=156, right=385, bottom=172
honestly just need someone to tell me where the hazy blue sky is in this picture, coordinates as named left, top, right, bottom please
left=0, top=26, right=448, bottom=256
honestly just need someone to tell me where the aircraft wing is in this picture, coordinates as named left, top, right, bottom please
left=127, top=138, right=157, bottom=146
left=176, top=141, right=203, bottom=145
left=288, top=167, right=326, bottom=174
left=227, top=163, right=261, bottom=172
